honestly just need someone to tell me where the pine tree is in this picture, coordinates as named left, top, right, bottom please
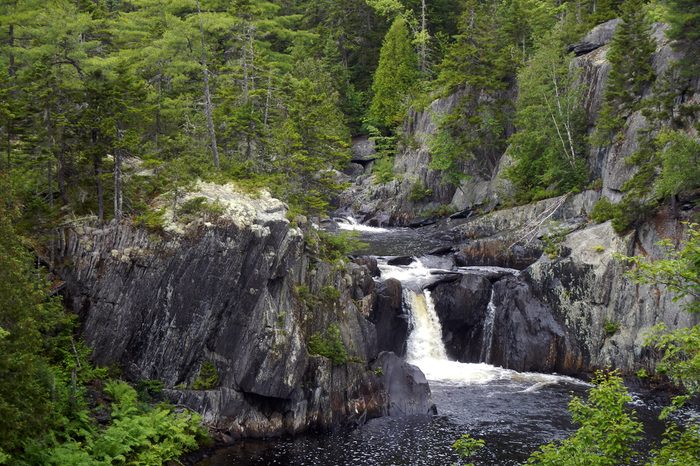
left=666, top=0, right=700, bottom=76
left=367, top=16, right=419, bottom=131
left=595, top=0, right=655, bottom=143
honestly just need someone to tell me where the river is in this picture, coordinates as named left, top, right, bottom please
left=197, top=218, right=670, bottom=465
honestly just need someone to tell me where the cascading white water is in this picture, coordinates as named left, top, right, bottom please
left=406, top=289, right=448, bottom=361
left=335, top=216, right=390, bottom=233
left=378, top=257, right=589, bottom=388
left=479, top=289, right=497, bottom=363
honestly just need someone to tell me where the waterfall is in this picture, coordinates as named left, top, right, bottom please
left=480, top=289, right=497, bottom=363
left=405, top=289, right=448, bottom=362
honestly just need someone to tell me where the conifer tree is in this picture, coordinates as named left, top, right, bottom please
left=367, top=16, right=419, bottom=131
left=595, top=0, right=655, bottom=142
left=666, top=0, right=700, bottom=76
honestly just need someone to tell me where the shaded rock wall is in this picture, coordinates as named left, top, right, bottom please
left=56, top=190, right=434, bottom=439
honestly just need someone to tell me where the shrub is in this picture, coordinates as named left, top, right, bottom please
left=590, top=198, right=618, bottom=224
left=372, top=156, right=396, bottom=184
left=192, top=361, right=219, bottom=390
left=526, top=371, right=643, bottom=465
left=604, top=320, right=621, bottom=337
left=308, top=324, right=348, bottom=365
left=409, top=181, right=433, bottom=202
left=452, top=434, right=485, bottom=466
left=177, top=196, right=226, bottom=223
left=133, top=208, right=166, bottom=232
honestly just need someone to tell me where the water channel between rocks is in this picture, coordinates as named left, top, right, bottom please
left=198, top=219, right=668, bottom=466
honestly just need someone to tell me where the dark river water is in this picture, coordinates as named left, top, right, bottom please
left=198, top=376, right=668, bottom=466
left=196, top=220, right=672, bottom=466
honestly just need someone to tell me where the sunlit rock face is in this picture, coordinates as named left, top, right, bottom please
left=56, top=184, right=434, bottom=439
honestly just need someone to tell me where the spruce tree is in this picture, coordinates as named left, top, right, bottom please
left=666, top=0, right=700, bottom=76
left=367, top=16, right=419, bottom=131
left=595, top=0, right=655, bottom=143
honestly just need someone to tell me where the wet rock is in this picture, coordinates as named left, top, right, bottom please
left=387, top=256, right=415, bottom=266
left=488, top=276, right=577, bottom=373
left=352, top=256, right=381, bottom=278
left=430, top=274, right=493, bottom=362
left=370, top=279, right=409, bottom=356
left=372, top=352, right=436, bottom=416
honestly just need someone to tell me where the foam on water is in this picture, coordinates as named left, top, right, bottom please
left=335, top=216, right=390, bottom=233
left=379, top=257, right=589, bottom=389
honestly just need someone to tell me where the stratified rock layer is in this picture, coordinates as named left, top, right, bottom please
left=57, top=186, right=434, bottom=439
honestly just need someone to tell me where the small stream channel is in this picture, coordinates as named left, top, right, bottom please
left=198, top=219, right=670, bottom=465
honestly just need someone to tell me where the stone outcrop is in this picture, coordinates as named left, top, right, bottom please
left=56, top=184, right=433, bottom=439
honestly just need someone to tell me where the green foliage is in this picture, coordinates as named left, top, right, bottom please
left=176, top=196, right=226, bottom=223
left=308, top=324, right=349, bottom=365
left=648, top=414, right=700, bottom=466
left=604, top=320, right=621, bottom=337
left=315, top=230, right=367, bottom=262
left=320, top=286, right=341, bottom=305
left=0, top=189, right=71, bottom=455
left=665, top=0, right=700, bottom=76
left=409, top=181, right=433, bottom=202
left=616, top=223, right=700, bottom=463
left=367, top=16, right=419, bottom=131
left=620, top=223, right=700, bottom=315
left=372, top=156, right=398, bottom=184
left=541, top=224, right=568, bottom=259
left=526, top=371, right=643, bottom=466
left=506, top=29, right=588, bottom=203
left=654, top=130, right=700, bottom=200
left=594, top=0, right=656, bottom=145
left=590, top=197, right=619, bottom=224
left=42, top=381, right=204, bottom=465
left=0, top=185, right=204, bottom=463
left=452, top=434, right=485, bottom=466
left=134, top=208, right=166, bottom=232
left=192, top=361, right=220, bottom=390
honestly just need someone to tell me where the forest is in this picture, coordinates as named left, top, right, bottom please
left=1, top=0, right=699, bottom=464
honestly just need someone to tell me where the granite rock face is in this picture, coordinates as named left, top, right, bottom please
left=56, top=185, right=433, bottom=439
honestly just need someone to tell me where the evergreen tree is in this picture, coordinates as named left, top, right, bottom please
left=666, top=0, right=700, bottom=76
left=367, top=16, right=419, bottom=131
left=595, top=0, right=656, bottom=143
left=506, top=29, right=588, bottom=202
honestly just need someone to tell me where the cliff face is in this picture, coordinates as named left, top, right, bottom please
left=335, top=20, right=699, bottom=375
left=57, top=184, right=434, bottom=439
left=341, top=20, right=698, bottom=223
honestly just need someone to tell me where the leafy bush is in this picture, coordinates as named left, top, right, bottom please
left=452, top=434, right=485, bottom=466
left=308, top=324, right=348, bottom=366
left=590, top=198, right=618, bottom=224
left=192, top=361, right=220, bottom=390
left=409, top=181, right=433, bottom=202
left=526, top=371, right=643, bottom=466
left=316, top=230, right=367, bottom=262
left=43, top=381, right=204, bottom=465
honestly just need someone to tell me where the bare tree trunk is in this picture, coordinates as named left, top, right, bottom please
left=196, top=0, right=220, bottom=169
left=92, top=129, right=104, bottom=221
left=57, top=142, right=68, bottom=205
left=419, top=0, right=428, bottom=72
left=263, top=73, right=272, bottom=126
left=47, top=159, right=53, bottom=209
left=113, top=148, right=122, bottom=221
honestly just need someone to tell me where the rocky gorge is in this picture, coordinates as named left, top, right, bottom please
left=49, top=17, right=698, bottom=452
